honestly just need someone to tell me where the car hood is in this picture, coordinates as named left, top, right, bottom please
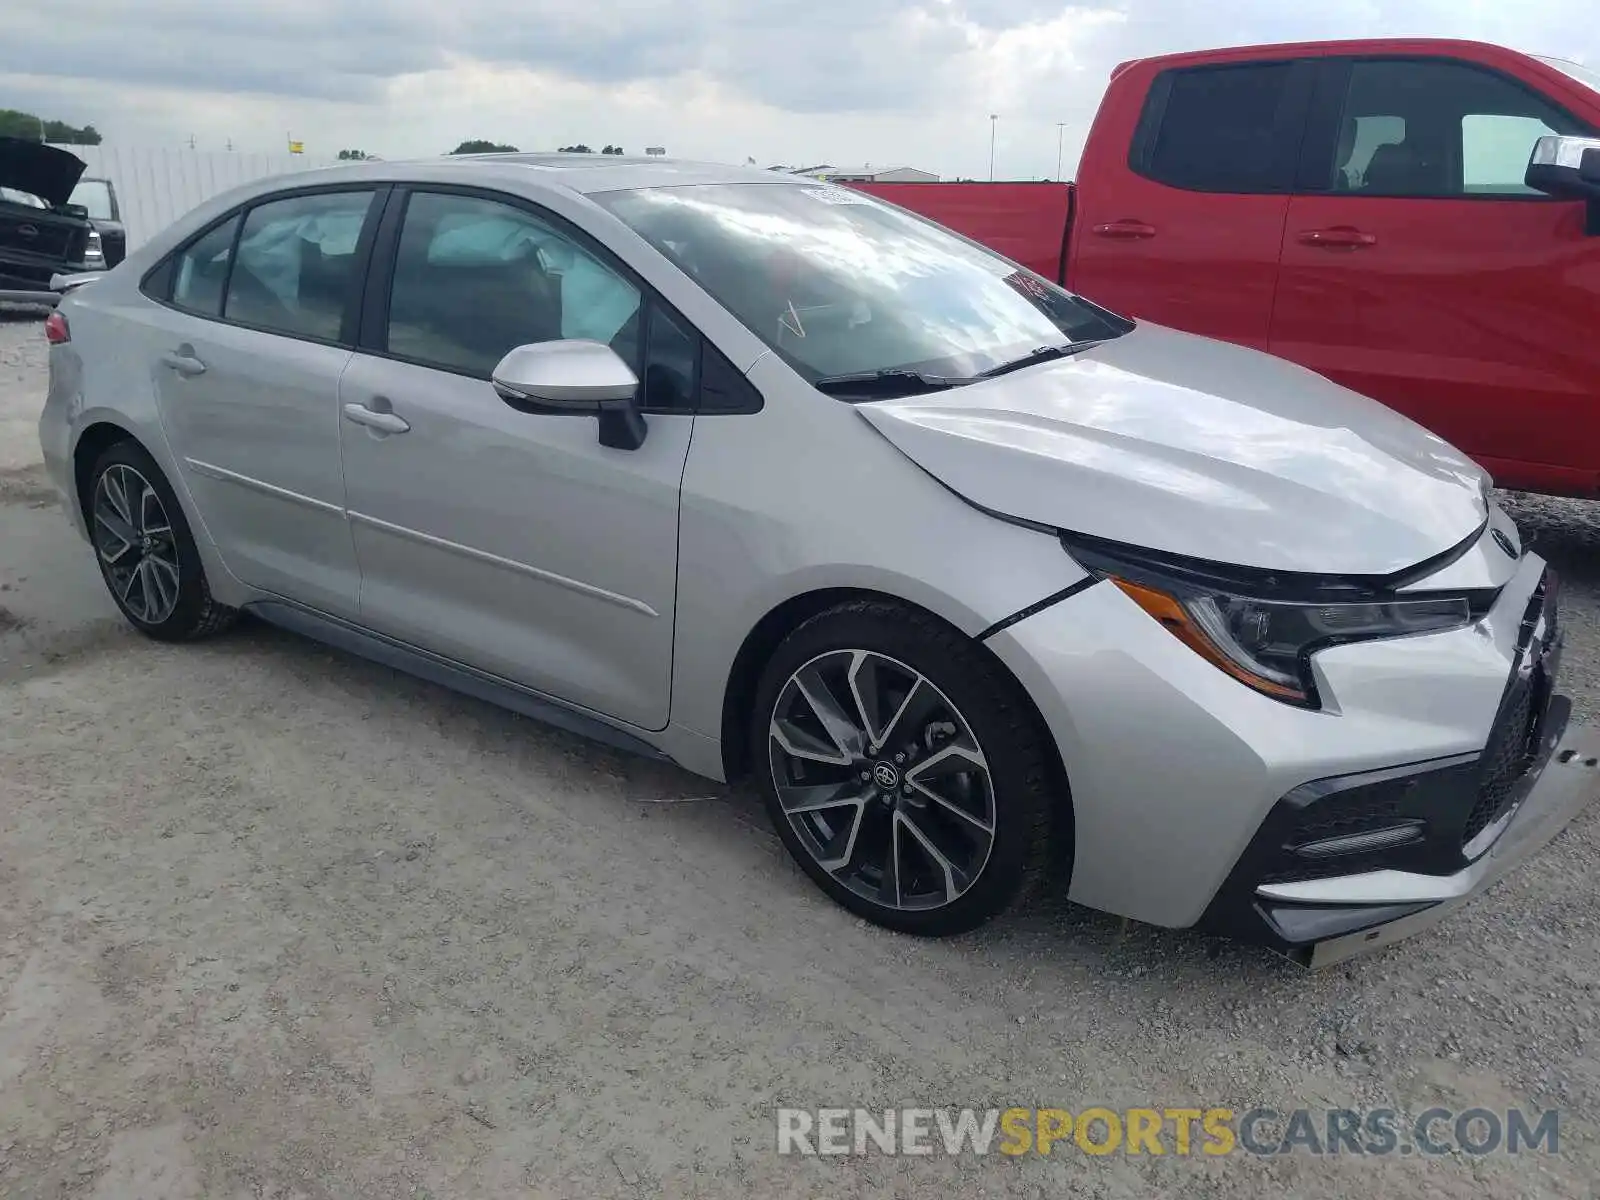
left=858, top=323, right=1489, bottom=576
left=0, top=137, right=87, bottom=209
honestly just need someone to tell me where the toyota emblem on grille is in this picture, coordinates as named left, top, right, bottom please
left=16, top=224, right=39, bottom=239
left=1491, top=527, right=1519, bottom=559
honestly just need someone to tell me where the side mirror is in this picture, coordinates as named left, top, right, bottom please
left=1526, top=134, right=1600, bottom=200
left=491, top=340, right=647, bottom=451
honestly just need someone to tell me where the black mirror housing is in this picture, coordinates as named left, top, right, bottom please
left=1582, top=146, right=1600, bottom=187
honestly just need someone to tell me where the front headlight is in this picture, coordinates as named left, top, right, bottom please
left=84, top=230, right=104, bottom=265
left=1065, top=536, right=1479, bottom=707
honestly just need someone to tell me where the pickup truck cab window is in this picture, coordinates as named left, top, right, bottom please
left=1328, top=59, right=1590, bottom=197
left=1136, top=62, right=1309, bottom=193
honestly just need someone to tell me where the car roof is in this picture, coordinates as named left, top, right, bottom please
left=294, top=154, right=806, bottom=197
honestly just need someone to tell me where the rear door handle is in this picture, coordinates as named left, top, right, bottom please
left=159, top=344, right=206, bottom=377
left=1091, top=220, right=1157, bottom=240
left=1298, top=227, right=1377, bottom=249
left=342, top=402, right=410, bottom=435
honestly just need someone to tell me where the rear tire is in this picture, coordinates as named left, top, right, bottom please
left=86, top=441, right=236, bottom=642
left=750, top=599, right=1060, bottom=936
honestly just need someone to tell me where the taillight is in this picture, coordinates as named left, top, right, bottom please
left=44, top=312, right=70, bottom=344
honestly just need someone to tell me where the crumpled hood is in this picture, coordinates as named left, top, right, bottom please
left=859, top=322, right=1489, bottom=576
left=0, top=137, right=87, bottom=209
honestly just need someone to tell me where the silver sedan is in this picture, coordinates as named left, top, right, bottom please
left=37, top=155, right=1599, bottom=965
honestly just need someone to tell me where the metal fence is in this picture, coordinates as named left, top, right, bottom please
left=50, top=144, right=338, bottom=250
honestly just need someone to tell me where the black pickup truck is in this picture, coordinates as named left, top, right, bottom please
left=0, top=137, right=104, bottom=304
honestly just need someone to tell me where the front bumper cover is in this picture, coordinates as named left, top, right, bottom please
left=1199, top=569, right=1596, bottom=966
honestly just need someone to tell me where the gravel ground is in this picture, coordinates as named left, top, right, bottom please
left=1, top=308, right=1598, bottom=1198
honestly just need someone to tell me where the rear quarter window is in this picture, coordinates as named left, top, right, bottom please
left=165, top=215, right=241, bottom=318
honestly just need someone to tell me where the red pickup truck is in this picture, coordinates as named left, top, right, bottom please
left=852, top=39, right=1600, bottom=499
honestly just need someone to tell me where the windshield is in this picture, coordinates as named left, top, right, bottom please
left=592, top=182, right=1130, bottom=389
left=69, top=179, right=114, bottom=221
left=1534, top=55, right=1600, bottom=96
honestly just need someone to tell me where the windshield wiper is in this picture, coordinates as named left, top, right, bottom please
left=812, top=368, right=964, bottom=398
left=976, top=341, right=1106, bottom=380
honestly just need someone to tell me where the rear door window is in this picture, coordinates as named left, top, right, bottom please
left=223, top=190, right=377, bottom=341
left=1137, top=62, right=1308, bottom=192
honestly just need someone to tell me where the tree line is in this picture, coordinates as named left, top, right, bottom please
left=0, top=109, right=101, bottom=145
left=444, top=141, right=626, bottom=155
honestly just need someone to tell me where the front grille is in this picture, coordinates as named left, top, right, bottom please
left=1462, top=676, right=1537, bottom=846
left=1461, top=571, right=1559, bottom=849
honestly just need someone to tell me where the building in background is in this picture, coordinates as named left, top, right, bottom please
left=47, top=144, right=334, bottom=251
left=795, top=165, right=940, bottom=183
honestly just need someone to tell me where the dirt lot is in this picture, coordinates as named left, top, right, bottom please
left=2, top=308, right=1600, bottom=1198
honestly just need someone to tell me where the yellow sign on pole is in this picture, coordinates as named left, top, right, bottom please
left=288, top=137, right=304, bottom=155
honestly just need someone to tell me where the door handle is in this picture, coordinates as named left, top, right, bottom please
left=1091, top=220, right=1157, bottom=240
left=1298, top=227, right=1377, bottom=249
left=342, top=402, right=410, bottom=435
left=159, top=345, right=206, bottom=377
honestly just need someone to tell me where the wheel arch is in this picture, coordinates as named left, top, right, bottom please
left=719, top=587, right=1075, bottom=863
left=72, top=420, right=141, bottom=523
left=70, top=418, right=245, bottom=611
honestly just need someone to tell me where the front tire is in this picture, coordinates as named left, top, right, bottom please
left=751, top=599, right=1060, bottom=936
left=87, top=441, right=236, bottom=642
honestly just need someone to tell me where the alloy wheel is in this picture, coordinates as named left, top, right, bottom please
left=92, top=463, right=181, bottom=625
left=767, top=649, right=997, bottom=911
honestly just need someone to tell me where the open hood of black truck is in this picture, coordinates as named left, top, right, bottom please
left=0, top=137, right=87, bottom=209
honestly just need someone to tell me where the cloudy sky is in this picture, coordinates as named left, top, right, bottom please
left=4, top=0, right=1596, bottom=179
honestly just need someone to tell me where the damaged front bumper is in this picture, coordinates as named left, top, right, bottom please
left=1199, top=570, right=1598, bottom=967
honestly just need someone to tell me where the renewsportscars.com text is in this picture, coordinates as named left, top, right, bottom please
left=775, top=1106, right=1560, bottom=1157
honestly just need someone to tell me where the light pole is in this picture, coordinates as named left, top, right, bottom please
left=1056, top=122, right=1067, bottom=181
left=989, top=114, right=998, bottom=181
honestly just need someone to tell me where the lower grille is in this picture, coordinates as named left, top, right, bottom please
left=1258, top=774, right=1441, bottom=885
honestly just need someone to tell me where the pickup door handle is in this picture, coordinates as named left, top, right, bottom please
left=1298, top=227, right=1377, bottom=249
left=1091, top=220, right=1157, bottom=240
left=342, top=401, right=410, bottom=435
left=159, top=345, right=206, bottom=377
